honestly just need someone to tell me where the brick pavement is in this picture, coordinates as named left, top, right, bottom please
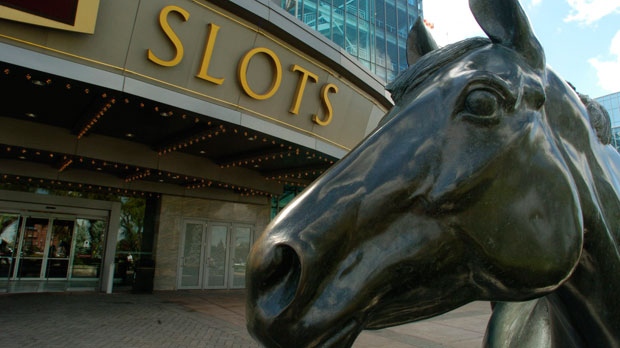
left=0, top=291, right=258, bottom=348
left=0, top=290, right=491, bottom=348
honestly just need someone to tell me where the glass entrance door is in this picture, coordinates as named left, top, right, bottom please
left=14, top=217, right=76, bottom=279
left=230, top=225, right=251, bottom=288
left=178, top=221, right=205, bottom=289
left=0, top=196, right=112, bottom=293
left=16, top=217, right=50, bottom=278
left=0, top=214, right=21, bottom=279
left=45, top=219, right=74, bottom=278
left=205, top=223, right=229, bottom=289
left=0, top=213, right=106, bottom=283
left=178, top=220, right=253, bottom=290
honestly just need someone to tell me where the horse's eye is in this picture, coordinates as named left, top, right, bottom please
left=465, top=90, right=498, bottom=117
left=460, top=89, right=501, bottom=126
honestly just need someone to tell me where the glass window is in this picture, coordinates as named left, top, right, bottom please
left=375, top=0, right=386, bottom=28
left=179, top=222, right=203, bottom=288
left=207, top=224, right=228, bottom=288
left=346, top=0, right=357, bottom=18
left=46, top=219, right=74, bottom=278
left=346, top=22, right=358, bottom=56
left=319, top=1, right=332, bottom=39
left=396, top=6, right=409, bottom=71
left=277, top=0, right=423, bottom=81
left=386, top=2, right=397, bottom=38
left=0, top=213, right=20, bottom=279
left=387, top=40, right=398, bottom=76
left=375, top=64, right=387, bottom=82
left=359, top=0, right=369, bottom=20
left=72, top=218, right=106, bottom=278
left=17, top=217, right=49, bottom=278
left=332, top=0, right=345, bottom=47
left=301, top=0, right=318, bottom=30
left=358, top=20, right=370, bottom=60
left=231, top=226, right=251, bottom=288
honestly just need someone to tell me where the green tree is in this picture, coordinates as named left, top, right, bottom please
left=117, top=197, right=146, bottom=253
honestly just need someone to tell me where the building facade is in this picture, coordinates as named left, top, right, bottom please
left=0, top=0, right=391, bottom=293
left=596, top=91, right=620, bottom=151
left=280, top=0, right=423, bottom=82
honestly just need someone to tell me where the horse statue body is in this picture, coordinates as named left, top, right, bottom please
left=246, top=0, right=620, bottom=346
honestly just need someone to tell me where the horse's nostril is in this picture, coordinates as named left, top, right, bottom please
left=260, top=244, right=300, bottom=290
left=257, top=244, right=301, bottom=317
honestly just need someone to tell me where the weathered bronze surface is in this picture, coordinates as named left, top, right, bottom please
left=246, top=0, right=620, bottom=347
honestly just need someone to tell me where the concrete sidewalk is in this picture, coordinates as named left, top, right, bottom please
left=0, top=290, right=491, bottom=347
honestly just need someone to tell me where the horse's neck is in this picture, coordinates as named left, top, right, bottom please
left=485, top=296, right=585, bottom=347
left=558, top=145, right=620, bottom=346
left=485, top=238, right=620, bottom=347
left=556, top=225, right=620, bottom=347
left=557, top=248, right=620, bottom=347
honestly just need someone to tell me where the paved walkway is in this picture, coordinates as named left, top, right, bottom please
left=0, top=290, right=491, bottom=347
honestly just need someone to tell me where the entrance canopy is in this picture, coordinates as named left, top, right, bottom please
left=0, top=61, right=338, bottom=199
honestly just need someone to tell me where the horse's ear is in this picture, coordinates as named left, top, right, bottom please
left=407, top=17, right=439, bottom=66
left=469, top=0, right=545, bottom=70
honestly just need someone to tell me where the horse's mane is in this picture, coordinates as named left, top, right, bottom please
left=578, top=93, right=612, bottom=145
left=565, top=81, right=612, bottom=145
left=387, top=37, right=490, bottom=105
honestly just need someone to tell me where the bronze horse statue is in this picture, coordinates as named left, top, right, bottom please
left=246, top=0, right=620, bottom=346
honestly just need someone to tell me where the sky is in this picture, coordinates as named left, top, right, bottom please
left=422, top=0, right=620, bottom=98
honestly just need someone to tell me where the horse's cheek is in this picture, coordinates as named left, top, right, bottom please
left=453, top=178, right=581, bottom=293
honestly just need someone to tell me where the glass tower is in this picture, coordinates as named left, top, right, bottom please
left=596, top=92, right=620, bottom=151
left=280, top=0, right=423, bottom=82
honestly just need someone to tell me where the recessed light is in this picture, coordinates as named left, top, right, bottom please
left=125, top=133, right=135, bottom=138
left=25, top=112, right=36, bottom=118
left=199, top=150, right=206, bottom=154
left=18, top=156, right=26, bottom=160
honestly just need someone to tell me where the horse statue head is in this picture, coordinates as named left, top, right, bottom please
left=246, top=0, right=620, bottom=346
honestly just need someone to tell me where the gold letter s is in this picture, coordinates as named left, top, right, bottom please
left=313, top=83, right=338, bottom=126
left=147, top=6, right=189, bottom=67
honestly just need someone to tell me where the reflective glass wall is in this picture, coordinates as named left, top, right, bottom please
left=596, top=91, right=620, bottom=151
left=280, top=0, right=423, bottom=82
left=0, top=212, right=107, bottom=292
